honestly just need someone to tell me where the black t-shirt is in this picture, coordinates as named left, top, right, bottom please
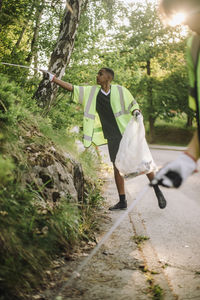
left=96, top=89, right=122, bottom=140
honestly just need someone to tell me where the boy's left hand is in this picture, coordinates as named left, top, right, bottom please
left=132, top=109, right=141, bottom=119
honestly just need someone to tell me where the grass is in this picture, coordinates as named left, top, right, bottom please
left=145, top=117, right=195, bottom=146
left=195, top=271, right=200, bottom=275
left=146, top=274, right=163, bottom=300
left=0, top=133, right=103, bottom=300
left=0, top=114, right=104, bottom=299
left=132, top=235, right=150, bottom=247
left=150, top=126, right=194, bottom=146
left=150, top=284, right=164, bottom=300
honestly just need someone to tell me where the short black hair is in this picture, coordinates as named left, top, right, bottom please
left=160, top=0, right=200, bottom=17
left=102, top=67, right=115, bottom=79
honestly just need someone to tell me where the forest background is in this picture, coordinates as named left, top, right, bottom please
left=0, top=0, right=196, bottom=299
left=0, top=0, right=196, bottom=144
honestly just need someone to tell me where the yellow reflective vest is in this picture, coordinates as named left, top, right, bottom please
left=73, top=85, right=139, bottom=147
left=187, top=34, right=200, bottom=140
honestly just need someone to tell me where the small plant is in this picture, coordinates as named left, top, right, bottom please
left=139, top=265, right=149, bottom=273
left=146, top=272, right=164, bottom=300
left=151, top=284, right=163, bottom=300
left=132, top=235, right=150, bottom=247
left=195, top=271, right=200, bottom=275
left=162, top=263, right=169, bottom=269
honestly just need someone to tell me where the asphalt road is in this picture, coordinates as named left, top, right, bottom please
left=100, top=146, right=200, bottom=299
left=126, top=148, right=200, bottom=299
left=48, top=146, right=200, bottom=300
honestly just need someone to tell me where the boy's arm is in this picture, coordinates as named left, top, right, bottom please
left=41, top=70, right=73, bottom=92
left=53, top=77, right=73, bottom=92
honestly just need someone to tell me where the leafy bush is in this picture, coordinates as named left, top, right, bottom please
left=0, top=76, right=104, bottom=299
left=0, top=147, right=102, bottom=300
left=0, top=155, right=14, bottom=186
left=47, top=92, right=83, bottom=132
left=0, top=181, right=82, bottom=299
left=0, top=74, right=31, bottom=125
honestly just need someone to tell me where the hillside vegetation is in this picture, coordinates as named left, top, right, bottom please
left=0, top=74, right=103, bottom=300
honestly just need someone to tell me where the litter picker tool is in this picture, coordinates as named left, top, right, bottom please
left=0, top=62, right=43, bottom=72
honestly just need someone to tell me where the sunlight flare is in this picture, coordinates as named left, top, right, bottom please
left=169, top=12, right=186, bottom=26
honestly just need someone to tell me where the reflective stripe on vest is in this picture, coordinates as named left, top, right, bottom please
left=80, top=85, right=138, bottom=146
left=82, top=85, right=137, bottom=120
left=79, top=86, right=84, bottom=104
left=84, top=86, right=96, bottom=120
left=84, top=134, right=92, bottom=141
left=114, top=85, right=137, bottom=117
left=189, top=35, right=200, bottom=141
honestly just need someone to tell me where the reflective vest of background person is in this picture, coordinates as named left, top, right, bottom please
left=152, top=0, right=200, bottom=189
left=72, top=85, right=139, bottom=147
left=187, top=34, right=200, bottom=142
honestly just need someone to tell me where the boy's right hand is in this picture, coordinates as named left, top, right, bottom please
left=40, top=70, right=55, bottom=82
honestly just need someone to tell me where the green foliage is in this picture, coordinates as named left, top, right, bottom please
left=1, top=0, right=192, bottom=137
left=67, top=0, right=191, bottom=144
left=0, top=180, right=82, bottom=299
left=0, top=73, right=35, bottom=126
left=146, top=123, right=194, bottom=146
left=132, top=235, right=150, bottom=247
left=47, top=92, right=83, bottom=131
left=79, top=179, right=104, bottom=240
left=0, top=76, right=103, bottom=299
left=0, top=156, right=14, bottom=186
left=151, top=284, right=163, bottom=300
left=79, top=146, right=101, bottom=180
left=0, top=186, right=50, bottom=298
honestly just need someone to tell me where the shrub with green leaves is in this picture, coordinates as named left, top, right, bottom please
left=0, top=73, right=104, bottom=300
left=0, top=74, right=27, bottom=124
left=0, top=181, right=82, bottom=299
left=0, top=155, right=14, bottom=186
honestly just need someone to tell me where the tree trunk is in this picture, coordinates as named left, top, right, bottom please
left=148, top=115, right=156, bottom=143
left=26, top=2, right=44, bottom=64
left=186, top=114, right=193, bottom=128
left=146, top=59, right=156, bottom=143
left=11, top=26, right=27, bottom=55
left=34, top=0, right=83, bottom=111
left=33, top=53, right=39, bottom=76
left=146, top=59, right=151, bottom=76
left=11, top=3, right=35, bottom=55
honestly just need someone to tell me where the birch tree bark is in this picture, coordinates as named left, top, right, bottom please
left=34, top=0, right=83, bottom=110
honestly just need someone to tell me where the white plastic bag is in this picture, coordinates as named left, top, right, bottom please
left=115, top=115, right=157, bottom=179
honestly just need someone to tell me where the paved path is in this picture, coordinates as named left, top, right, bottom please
left=51, top=145, right=200, bottom=300
left=104, top=146, right=200, bottom=300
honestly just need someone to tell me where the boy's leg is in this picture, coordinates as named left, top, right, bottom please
left=107, top=137, right=127, bottom=210
left=113, top=163, right=125, bottom=195
left=109, top=164, right=127, bottom=210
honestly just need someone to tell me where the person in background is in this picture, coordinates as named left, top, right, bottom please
left=44, top=67, right=166, bottom=209
left=152, top=0, right=200, bottom=188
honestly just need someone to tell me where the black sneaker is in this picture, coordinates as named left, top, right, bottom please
left=153, top=185, right=167, bottom=209
left=109, top=201, right=127, bottom=211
